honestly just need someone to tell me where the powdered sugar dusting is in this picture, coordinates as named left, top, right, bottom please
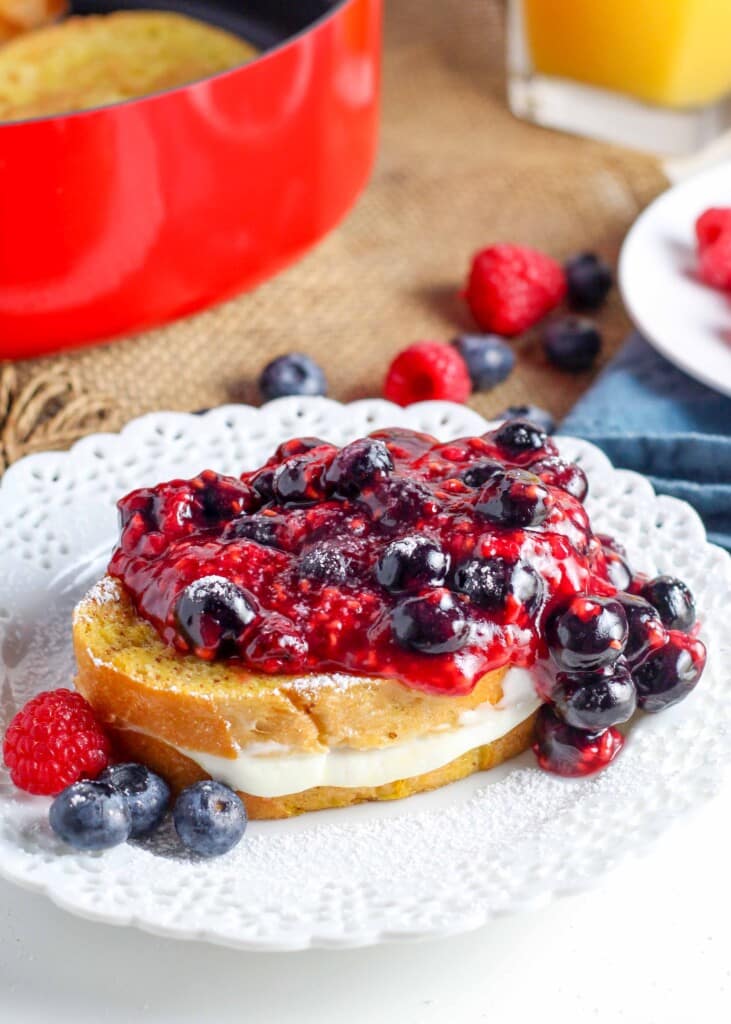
left=72, top=576, right=121, bottom=626
left=286, top=672, right=367, bottom=699
left=82, top=576, right=120, bottom=608
left=88, top=652, right=113, bottom=670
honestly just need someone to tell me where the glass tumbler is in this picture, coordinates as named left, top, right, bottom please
left=508, top=0, right=731, bottom=156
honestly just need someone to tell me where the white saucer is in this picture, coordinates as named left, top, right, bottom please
left=619, top=161, right=731, bottom=397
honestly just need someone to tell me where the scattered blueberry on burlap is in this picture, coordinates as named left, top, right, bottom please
left=562, top=334, right=731, bottom=551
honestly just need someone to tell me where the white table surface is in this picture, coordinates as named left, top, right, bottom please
left=1, top=779, right=729, bottom=1024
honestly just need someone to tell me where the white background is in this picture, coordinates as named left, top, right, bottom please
left=1, top=782, right=729, bottom=1024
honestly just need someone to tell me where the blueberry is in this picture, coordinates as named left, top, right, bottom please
left=173, top=780, right=247, bottom=858
left=533, top=704, right=624, bottom=777
left=640, top=575, right=696, bottom=632
left=633, top=635, right=706, bottom=713
left=501, top=561, right=545, bottom=611
left=245, top=613, right=309, bottom=670
left=475, top=468, right=553, bottom=529
left=274, top=436, right=328, bottom=460
left=195, top=474, right=257, bottom=524
left=98, top=763, right=170, bottom=839
left=259, top=353, right=327, bottom=401
left=250, top=467, right=276, bottom=503
left=368, top=427, right=437, bottom=457
left=453, top=556, right=543, bottom=613
left=602, top=549, right=632, bottom=592
left=529, top=456, right=588, bottom=503
left=197, top=485, right=233, bottom=524
left=391, top=588, right=470, bottom=654
left=49, top=781, right=131, bottom=851
left=325, top=438, right=393, bottom=498
left=376, top=535, right=449, bottom=592
left=565, top=252, right=613, bottom=310
left=492, top=419, right=548, bottom=456
left=596, top=533, right=627, bottom=559
left=299, top=544, right=349, bottom=585
left=453, top=558, right=506, bottom=608
left=451, top=334, right=515, bottom=390
left=119, top=492, right=157, bottom=533
left=461, top=459, right=503, bottom=489
left=362, top=477, right=433, bottom=531
left=222, top=513, right=282, bottom=548
left=548, top=595, right=628, bottom=671
left=543, top=317, right=602, bottom=372
left=175, top=575, right=257, bottom=656
left=494, top=404, right=556, bottom=435
left=272, top=454, right=328, bottom=505
left=553, top=662, right=636, bottom=731
left=615, top=592, right=665, bottom=668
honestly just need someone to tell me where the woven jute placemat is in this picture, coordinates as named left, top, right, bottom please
left=1, top=0, right=667, bottom=469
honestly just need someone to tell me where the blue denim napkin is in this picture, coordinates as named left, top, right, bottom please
left=561, top=334, right=731, bottom=550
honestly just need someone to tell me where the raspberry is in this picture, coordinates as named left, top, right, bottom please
left=464, top=244, right=567, bottom=335
left=695, top=208, right=731, bottom=291
left=3, top=689, right=111, bottom=796
left=698, top=230, right=731, bottom=291
left=384, top=342, right=472, bottom=406
left=695, top=207, right=731, bottom=251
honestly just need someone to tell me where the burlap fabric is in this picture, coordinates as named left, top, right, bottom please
left=3, top=0, right=667, bottom=466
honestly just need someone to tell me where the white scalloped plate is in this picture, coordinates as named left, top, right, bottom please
left=619, top=161, right=731, bottom=397
left=0, top=399, right=729, bottom=952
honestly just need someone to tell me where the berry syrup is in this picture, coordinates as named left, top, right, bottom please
left=109, top=425, right=646, bottom=694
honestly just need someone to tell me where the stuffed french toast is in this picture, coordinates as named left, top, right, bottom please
left=72, top=422, right=706, bottom=819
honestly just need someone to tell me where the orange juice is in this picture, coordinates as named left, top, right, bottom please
left=523, top=0, right=731, bottom=109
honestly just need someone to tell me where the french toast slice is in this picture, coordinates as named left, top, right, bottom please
left=0, top=11, right=256, bottom=121
left=73, top=578, right=537, bottom=819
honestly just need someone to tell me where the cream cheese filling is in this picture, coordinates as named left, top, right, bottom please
left=164, top=669, right=542, bottom=798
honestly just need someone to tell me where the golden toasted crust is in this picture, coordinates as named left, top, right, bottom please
left=73, top=578, right=510, bottom=757
left=0, top=11, right=256, bottom=121
left=105, top=713, right=538, bottom=819
left=72, top=578, right=533, bottom=819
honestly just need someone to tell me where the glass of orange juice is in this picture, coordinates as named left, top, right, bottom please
left=508, top=0, right=731, bottom=155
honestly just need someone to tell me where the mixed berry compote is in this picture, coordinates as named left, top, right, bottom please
left=109, top=420, right=706, bottom=777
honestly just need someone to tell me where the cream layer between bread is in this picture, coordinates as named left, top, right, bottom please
left=126, top=668, right=541, bottom=797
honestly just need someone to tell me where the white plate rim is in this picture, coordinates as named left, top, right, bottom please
left=619, top=160, right=731, bottom=398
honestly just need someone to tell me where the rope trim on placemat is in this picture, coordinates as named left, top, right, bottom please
left=0, top=364, right=116, bottom=471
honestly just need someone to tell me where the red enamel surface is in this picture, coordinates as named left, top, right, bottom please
left=108, top=426, right=633, bottom=697
left=0, top=0, right=382, bottom=357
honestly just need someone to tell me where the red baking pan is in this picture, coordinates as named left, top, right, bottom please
left=0, top=0, right=382, bottom=358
